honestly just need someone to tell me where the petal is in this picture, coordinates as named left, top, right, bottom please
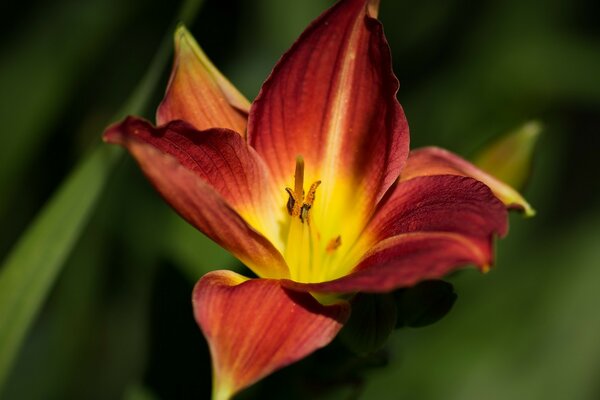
left=283, top=232, right=491, bottom=293
left=103, top=117, right=287, bottom=279
left=248, top=0, right=408, bottom=243
left=366, top=175, right=508, bottom=241
left=329, top=175, right=507, bottom=279
left=402, top=147, right=535, bottom=216
left=156, top=25, right=250, bottom=133
left=193, top=270, right=349, bottom=399
left=285, top=175, right=507, bottom=293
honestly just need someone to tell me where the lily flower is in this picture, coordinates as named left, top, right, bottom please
left=103, top=0, right=531, bottom=398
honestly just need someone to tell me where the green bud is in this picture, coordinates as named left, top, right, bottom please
left=474, top=121, right=541, bottom=191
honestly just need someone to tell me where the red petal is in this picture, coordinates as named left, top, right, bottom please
left=248, top=0, right=408, bottom=227
left=402, top=147, right=534, bottom=216
left=365, top=175, right=508, bottom=244
left=283, top=232, right=490, bottom=293
left=193, top=271, right=349, bottom=398
left=156, top=26, right=250, bottom=133
left=307, top=175, right=507, bottom=284
left=103, top=117, right=287, bottom=279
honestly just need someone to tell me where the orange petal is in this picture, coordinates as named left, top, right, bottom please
left=402, top=147, right=535, bottom=216
left=248, top=0, right=408, bottom=240
left=193, top=270, right=349, bottom=399
left=156, top=25, right=250, bottom=133
left=103, top=117, right=287, bottom=279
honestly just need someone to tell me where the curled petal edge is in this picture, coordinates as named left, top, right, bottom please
left=402, top=147, right=535, bottom=217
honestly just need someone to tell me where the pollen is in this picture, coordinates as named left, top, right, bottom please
left=285, top=156, right=321, bottom=224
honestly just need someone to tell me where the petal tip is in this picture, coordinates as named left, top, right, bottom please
left=507, top=197, right=536, bottom=218
left=174, top=22, right=189, bottom=39
left=102, top=118, right=129, bottom=145
left=102, top=116, right=148, bottom=145
left=367, top=0, right=381, bottom=18
left=173, top=23, right=195, bottom=55
left=521, top=203, right=537, bottom=218
left=193, top=273, right=349, bottom=398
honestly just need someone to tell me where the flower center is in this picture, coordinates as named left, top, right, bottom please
left=283, top=156, right=342, bottom=282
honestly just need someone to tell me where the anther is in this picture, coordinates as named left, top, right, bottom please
left=285, top=187, right=296, bottom=215
left=304, top=181, right=321, bottom=207
left=326, top=235, right=342, bottom=253
left=285, top=156, right=321, bottom=223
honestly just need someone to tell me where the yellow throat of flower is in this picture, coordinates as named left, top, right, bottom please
left=283, top=156, right=349, bottom=283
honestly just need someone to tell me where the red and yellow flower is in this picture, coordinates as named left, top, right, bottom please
left=104, top=0, right=532, bottom=398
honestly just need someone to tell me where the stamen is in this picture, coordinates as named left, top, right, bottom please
left=300, top=180, right=321, bottom=224
left=304, top=181, right=321, bottom=208
left=285, top=156, right=321, bottom=223
left=285, top=187, right=296, bottom=215
left=285, top=156, right=306, bottom=217
left=283, top=155, right=328, bottom=282
left=300, top=204, right=310, bottom=223
left=326, top=235, right=342, bottom=253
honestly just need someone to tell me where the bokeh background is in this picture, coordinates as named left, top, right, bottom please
left=1, top=0, right=599, bottom=399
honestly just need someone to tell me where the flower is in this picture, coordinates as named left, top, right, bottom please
left=103, top=0, right=532, bottom=398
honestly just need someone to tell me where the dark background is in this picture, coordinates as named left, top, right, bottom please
left=1, top=0, right=599, bottom=398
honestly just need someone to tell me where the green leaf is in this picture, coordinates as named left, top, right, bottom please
left=0, top=0, right=205, bottom=391
left=474, top=121, right=542, bottom=191
left=0, top=145, right=122, bottom=389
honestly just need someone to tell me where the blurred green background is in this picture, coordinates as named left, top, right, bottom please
left=1, top=0, right=599, bottom=399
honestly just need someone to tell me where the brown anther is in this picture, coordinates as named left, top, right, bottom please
left=326, top=235, right=342, bottom=253
left=299, top=180, right=321, bottom=223
left=285, top=156, right=322, bottom=223
left=304, top=180, right=321, bottom=207
left=285, top=187, right=296, bottom=215
left=300, top=204, right=311, bottom=223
